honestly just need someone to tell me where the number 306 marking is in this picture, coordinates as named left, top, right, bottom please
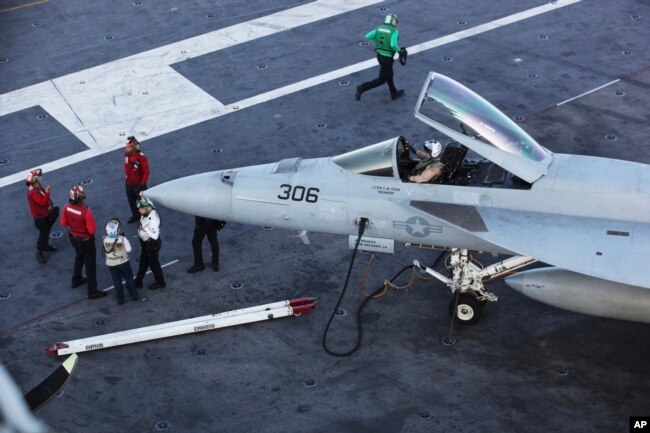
left=277, top=184, right=319, bottom=203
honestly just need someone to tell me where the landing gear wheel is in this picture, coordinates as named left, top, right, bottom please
left=448, top=293, right=484, bottom=325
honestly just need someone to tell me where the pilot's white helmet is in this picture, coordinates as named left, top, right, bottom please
left=424, top=140, right=442, bottom=157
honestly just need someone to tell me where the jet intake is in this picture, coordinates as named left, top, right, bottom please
left=505, top=268, right=650, bottom=323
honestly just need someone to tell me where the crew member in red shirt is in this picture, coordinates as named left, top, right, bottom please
left=124, top=136, right=150, bottom=223
left=25, top=169, right=59, bottom=264
left=60, top=185, right=106, bottom=300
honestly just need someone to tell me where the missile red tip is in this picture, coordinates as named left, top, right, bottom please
left=44, top=342, right=69, bottom=355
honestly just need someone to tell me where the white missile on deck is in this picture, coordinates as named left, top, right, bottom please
left=46, top=298, right=317, bottom=355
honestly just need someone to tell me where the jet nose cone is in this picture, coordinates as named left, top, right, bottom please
left=145, top=171, right=232, bottom=220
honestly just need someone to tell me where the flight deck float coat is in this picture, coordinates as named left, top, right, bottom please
left=367, top=24, right=400, bottom=58
left=103, top=235, right=132, bottom=267
left=356, top=22, right=402, bottom=100
left=135, top=208, right=165, bottom=287
left=27, top=183, right=59, bottom=257
left=61, top=203, right=95, bottom=239
left=124, top=151, right=149, bottom=187
left=138, top=210, right=160, bottom=241
left=27, top=185, right=53, bottom=218
left=61, top=201, right=100, bottom=295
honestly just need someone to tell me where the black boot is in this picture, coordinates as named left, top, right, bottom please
left=187, top=264, right=205, bottom=273
left=128, top=287, right=139, bottom=301
left=391, top=89, right=404, bottom=100
left=36, top=251, right=46, bottom=264
left=71, top=277, right=87, bottom=288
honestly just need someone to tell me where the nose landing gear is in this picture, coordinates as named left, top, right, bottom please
left=449, top=293, right=485, bottom=325
left=414, top=249, right=536, bottom=324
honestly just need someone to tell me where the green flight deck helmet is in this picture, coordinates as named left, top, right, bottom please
left=384, top=13, right=398, bottom=26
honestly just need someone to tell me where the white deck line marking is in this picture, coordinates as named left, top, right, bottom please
left=556, top=79, right=620, bottom=106
left=408, top=0, right=582, bottom=55
left=229, top=0, right=583, bottom=111
left=0, top=0, right=580, bottom=189
left=0, top=0, right=382, bottom=188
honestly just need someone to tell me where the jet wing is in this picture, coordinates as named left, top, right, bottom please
left=410, top=200, right=650, bottom=289
left=414, top=72, right=553, bottom=183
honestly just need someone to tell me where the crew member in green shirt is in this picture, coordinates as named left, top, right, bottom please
left=356, top=14, right=404, bottom=101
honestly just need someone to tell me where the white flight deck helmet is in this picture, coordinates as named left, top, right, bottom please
left=424, top=140, right=443, bottom=158
left=384, top=13, right=398, bottom=26
left=105, top=218, right=121, bottom=239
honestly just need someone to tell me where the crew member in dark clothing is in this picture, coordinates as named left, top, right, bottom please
left=26, top=169, right=59, bottom=263
left=124, top=136, right=149, bottom=223
left=187, top=216, right=223, bottom=273
left=134, top=197, right=166, bottom=290
left=60, top=185, right=106, bottom=299
left=356, top=14, right=405, bottom=101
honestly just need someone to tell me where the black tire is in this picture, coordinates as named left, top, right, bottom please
left=448, top=293, right=483, bottom=325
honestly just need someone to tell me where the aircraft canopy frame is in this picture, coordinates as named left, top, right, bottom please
left=331, top=138, right=397, bottom=178
left=414, top=72, right=553, bottom=183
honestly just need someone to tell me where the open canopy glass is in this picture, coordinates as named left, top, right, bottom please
left=415, top=72, right=552, bottom=183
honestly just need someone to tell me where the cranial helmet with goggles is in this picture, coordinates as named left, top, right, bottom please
left=68, top=184, right=86, bottom=203
left=384, top=13, right=398, bottom=26
left=26, top=168, right=43, bottom=186
left=136, top=197, right=154, bottom=211
left=126, top=136, right=140, bottom=151
left=105, top=218, right=122, bottom=239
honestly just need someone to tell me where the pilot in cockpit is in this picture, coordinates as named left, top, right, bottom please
left=403, top=139, right=446, bottom=183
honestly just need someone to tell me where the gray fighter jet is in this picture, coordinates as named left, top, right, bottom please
left=145, top=72, right=650, bottom=325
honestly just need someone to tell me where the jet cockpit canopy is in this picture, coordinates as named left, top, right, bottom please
left=331, top=138, right=396, bottom=177
left=414, top=72, right=553, bottom=183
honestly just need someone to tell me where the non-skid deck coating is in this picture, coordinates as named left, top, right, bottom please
left=0, top=1, right=649, bottom=432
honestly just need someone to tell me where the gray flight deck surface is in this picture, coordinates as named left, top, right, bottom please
left=0, top=1, right=649, bottom=432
